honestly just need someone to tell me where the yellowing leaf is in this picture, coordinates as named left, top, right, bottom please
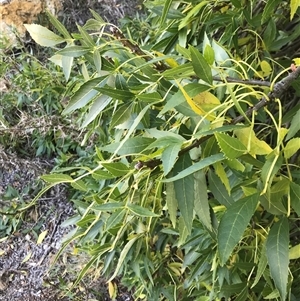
left=22, top=251, right=32, bottom=263
left=193, top=91, right=221, bottom=112
left=234, top=127, right=273, bottom=155
left=259, top=60, right=272, bottom=77
left=176, top=80, right=219, bottom=121
left=214, top=161, right=230, bottom=194
left=284, top=138, right=300, bottom=159
left=293, top=57, right=300, bottom=66
left=108, top=281, right=117, bottom=299
left=278, top=127, right=289, bottom=144
left=289, top=243, right=300, bottom=260
left=37, top=230, right=48, bottom=245
left=153, top=51, right=178, bottom=68
left=290, top=0, right=300, bottom=20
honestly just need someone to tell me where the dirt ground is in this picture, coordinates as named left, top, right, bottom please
left=0, top=0, right=142, bottom=300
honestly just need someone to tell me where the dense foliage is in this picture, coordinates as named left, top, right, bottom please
left=16, top=0, right=300, bottom=300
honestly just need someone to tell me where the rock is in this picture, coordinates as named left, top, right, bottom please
left=0, top=0, right=63, bottom=47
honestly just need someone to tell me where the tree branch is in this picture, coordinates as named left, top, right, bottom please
left=212, top=76, right=270, bottom=87
left=138, top=66, right=300, bottom=170
left=110, top=29, right=300, bottom=169
left=232, top=66, right=300, bottom=124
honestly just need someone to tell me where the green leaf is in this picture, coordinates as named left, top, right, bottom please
left=95, top=203, right=125, bottom=211
left=162, top=143, right=182, bottom=175
left=208, top=168, right=233, bottom=208
left=106, top=209, right=126, bottom=231
left=162, top=62, right=194, bottom=79
left=151, top=6, right=184, bottom=20
left=147, top=135, right=184, bottom=148
left=195, top=125, right=247, bottom=138
left=127, top=204, right=159, bottom=217
left=81, top=95, right=112, bottom=128
left=84, top=18, right=105, bottom=31
left=290, top=182, right=300, bottom=216
left=173, top=154, right=194, bottom=234
left=163, top=153, right=224, bottom=182
left=77, top=24, right=95, bottom=46
left=102, top=162, right=130, bottom=177
left=166, top=182, right=178, bottom=228
left=115, top=74, right=129, bottom=91
left=260, top=192, right=287, bottom=215
left=214, top=161, right=230, bottom=194
left=134, top=101, right=150, bottom=128
left=230, top=0, right=242, bottom=8
left=92, top=170, right=114, bottom=180
left=89, top=9, right=106, bottom=23
left=95, top=86, right=134, bottom=100
left=160, top=0, right=173, bottom=27
left=71, top=179, right=88, bottom=191
left=266, top=217, right=289, bottom=301
left=183, top=83, right=211, bottom=96
left=136, top=92, right=162, bottom=103
left=285, top=108, right=300, bottom=140
left=212, top=40, right=230, bottom=64
left=215, top=132, right=247, bottom=159
left=57, top=46, right=92, bottom=57
left=178, top=1, right=209, bottom=30
left=62, top=54, right=73, bottom=82
left=46, top=10, right=72, bottom=39
left=102, top=137, right=155, bottom=156
left=218, top=193, right=259, bottom=266
left=251, top=242, right=268, bottom=288
left=24, top=24, right=65, bottom=47
left=110, top=103, right=134, bottom=129
left=263, top=19, right=276, bottom=50
left=189, top=46, right=213, bottom=85
left=261, top=0, right=281, bottom=24
left=63, top=76, right=107, bottom=114
left=178, top=216, right=189, bottom=245
left=93, top=50, right=102, bottom=75
left=193, top=171, right=212, bottom=231
left=203, top=44, right=215, bottom=65
left=176, top=44, right=191, bottom=58
left=224, top=158, right=245, bottom=172
left=284, top=138, right=300, bottom=159
left=41, top=173, right=73, bottom=184
left=160, top=90, right=185, bottom=115
left=107, top=234, right=141, bottom=282
left=261, top=154, right=283, bottom=193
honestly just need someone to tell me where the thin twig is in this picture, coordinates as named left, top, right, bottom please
left=139, top=67, right=300, bottom=170
left=110, top=27, right=166, bottom=71
left=232, top=66, right=300, bottom=124
left=111, top=27, right=272, bottom=87
left=212, top=76, right=270, bottom=87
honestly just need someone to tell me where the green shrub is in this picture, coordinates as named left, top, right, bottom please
left=25, top=2, right=300, bottom=300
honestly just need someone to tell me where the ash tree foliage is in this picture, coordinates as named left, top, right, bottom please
left=26, top=0, right=300, bottom=300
